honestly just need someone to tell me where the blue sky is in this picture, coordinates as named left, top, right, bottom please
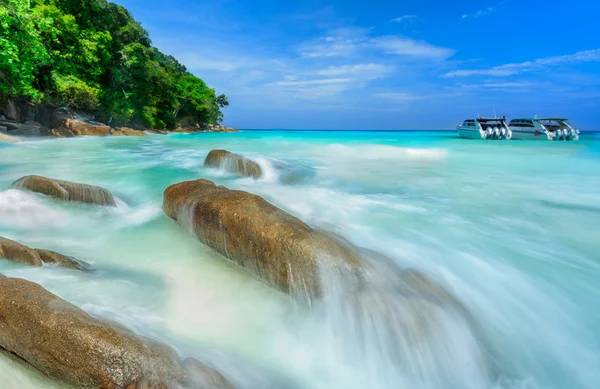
left=114, top=0, right=600, bottom=130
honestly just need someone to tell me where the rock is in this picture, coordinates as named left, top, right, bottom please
left=163, top=179, right=399, bottom=300
left=0, top=237, right=90, bottom=270
left=0, top=114, right=5, bottom=120
left=204, top=124, right=238, bottom=133
left=183, top=358, right=236, bottom=389
left=146, top=129, right=168, bottom=135
left=171, top=127, right=194, bottom=133
left=0, top=120, right=49, bottom=136
left=36, top=249, right=90, bottom=271
left=0, top=99, right=19, bottom=121
left=111, top=127, right=148, bottom=137
left=0, top=237, right=43, bottom=266
left=0, top=275, right=183, bottom=388
left=12, top=175, right=116, bottom=206
left=0, top=133, right=20, bottom=143
left=48, top=126, right=76, bottom=138
left=204, top=150, right=262, bottom=179
left=58, top=118, right=111, bottom=136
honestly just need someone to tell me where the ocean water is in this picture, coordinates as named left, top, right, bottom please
left=0, top=130, right=599, bottom=389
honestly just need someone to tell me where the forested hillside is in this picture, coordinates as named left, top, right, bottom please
left=0, top=0, right=228, bottom=128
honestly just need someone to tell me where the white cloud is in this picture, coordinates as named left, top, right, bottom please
left=297, top=28, right=454, bottom=60
left=372, top=36, right=455, bottom=59
left=313, top=63, right=393, bottom=79
left=391, top=15, right=417, bottom=23
left=444, top=48, right=600, bottom=77
left=270, top=78, right=351, bottom=87
left=462, top=7, right=495, bottom=19
left=373, top=92, right=421, bottom=101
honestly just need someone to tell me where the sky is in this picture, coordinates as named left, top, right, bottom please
left=114, top=0, right=600, bottom=130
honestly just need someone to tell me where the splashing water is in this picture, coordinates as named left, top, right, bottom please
left=0, top=131, right=599, bottom=389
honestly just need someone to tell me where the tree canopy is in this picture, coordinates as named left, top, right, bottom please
left=0, top=0, right=228, bottom=128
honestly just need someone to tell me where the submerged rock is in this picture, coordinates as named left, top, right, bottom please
left=0, top=237, right=90, bottom=270
left=204, top=150, right=262, bottom=179
left=163, top=179, right=401, bottom=299
left=0, top=133, right=21, bottom=143
left=111, top=127, right=148, bottom=137
left=182, top=358, right=236, bottom=389
left=0, top=275, right=183, bottom=388
left=12, top=175, right=116, bottom=206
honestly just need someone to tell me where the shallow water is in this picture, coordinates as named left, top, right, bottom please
left=0, top=131, right=599, bottom=389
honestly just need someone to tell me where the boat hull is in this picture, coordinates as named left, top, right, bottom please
left=457, top=127, right=483, bottom=139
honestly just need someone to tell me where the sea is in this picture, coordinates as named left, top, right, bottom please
left=1, top=130, right=599, bottom=389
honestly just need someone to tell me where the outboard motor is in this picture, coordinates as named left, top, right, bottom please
left=506, top=128, right=513, bottom=140
left=570, top=129, right=577, bottom=140
left=494, top=127, right=500, bottom=139
left=556, top=129, right=564, bottom=140
left=486, top=128, right=493, bottom=138
left=500, top=127, right=507, bottom=138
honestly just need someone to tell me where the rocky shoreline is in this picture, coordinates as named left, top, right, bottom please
left=0, top=105, right=237, bottom=140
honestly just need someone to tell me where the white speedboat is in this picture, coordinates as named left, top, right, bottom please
left=456, top=117, right=511, bottom=140
left=508, top=118, right=579, bottom=141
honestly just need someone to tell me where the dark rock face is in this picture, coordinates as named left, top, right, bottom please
left=0, top=275, right=183, bottom=388
left=162, top=179, right=400, bottom=300
left=0, top=120, right=50, bottom=136
left=13, top=175, right=116, bottom=206
left=0, top=237, right=90, bottom=270
left=204, top=150, right=262, bottom=179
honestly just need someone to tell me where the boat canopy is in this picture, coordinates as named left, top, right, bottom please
left=476, top=118, right=506, bottom=122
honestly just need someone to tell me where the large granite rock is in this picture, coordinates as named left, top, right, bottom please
left=13, top=175, right=116, bottom=206
left=60, top=118, right=111, bottom=136
left=0, top=237, right=90, bottom=270
left=111, top=127, right=147, bottom=137
left=0, top=237, right=43, bottom=266
left=204, top=150, right=262, bottom=179
left=0, top=275, right=183, bottom=388
left=0, top=275, right=238, bottom=389
left=163, top=179, right=400, bottom=299
left=204, top=124, right=238, bottom=133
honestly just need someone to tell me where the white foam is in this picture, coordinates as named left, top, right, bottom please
left=0, top=189, right=69, bottom=228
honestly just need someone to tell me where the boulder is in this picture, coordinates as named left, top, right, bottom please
left=0, top=120, right=49, bottom=137
left=12, top=175, right=116, bottom=206
left=111, top=127, right=148, bottom=137
left=0, top=99, right=19, bottom=121
left=171, top=127, right=194, bottom=133
left=48, top=126, right=76, bottom=138
left=0, top=275, right=183, bottom=388
left=0, top=237, right=43, bottom=266
left=0, top=133, right=20, bottom=143
left=163, top=179, right=399, bottom=299
left=0, top=237, right=90, bottom=270
left=204, top=124, right=238, bottom=133
left=36, top=249, right=90, bottom=271
left=204, top=150, right=262, bottom=179
left=59, top=118, right=111, bottom=136
left=146, top=129, right=168, bottom=135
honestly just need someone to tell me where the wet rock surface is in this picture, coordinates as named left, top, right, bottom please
left=204, top=150, right=262, bottom=179
left=12, top=175, right=116, bottom=206
left=163, top=179, right=400, bottom=299
left=0, top=237, right=90, bottom=270
left=0, top=275, right=183, bottom=389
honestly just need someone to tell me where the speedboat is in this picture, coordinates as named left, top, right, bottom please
left=456, top=117, right=511, bottom=140
left=508, top=118, right=579, bottom=141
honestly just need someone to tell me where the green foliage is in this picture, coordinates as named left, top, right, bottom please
left=52, top=72, right=100, bottom=110
left=0, top=0, right=227, bottom=127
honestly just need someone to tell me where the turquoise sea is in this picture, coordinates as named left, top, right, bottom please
left=1, top=130, right=599, bottom=389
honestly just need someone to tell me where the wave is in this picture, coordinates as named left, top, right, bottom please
left=0, top=189, right=70, bottom=229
